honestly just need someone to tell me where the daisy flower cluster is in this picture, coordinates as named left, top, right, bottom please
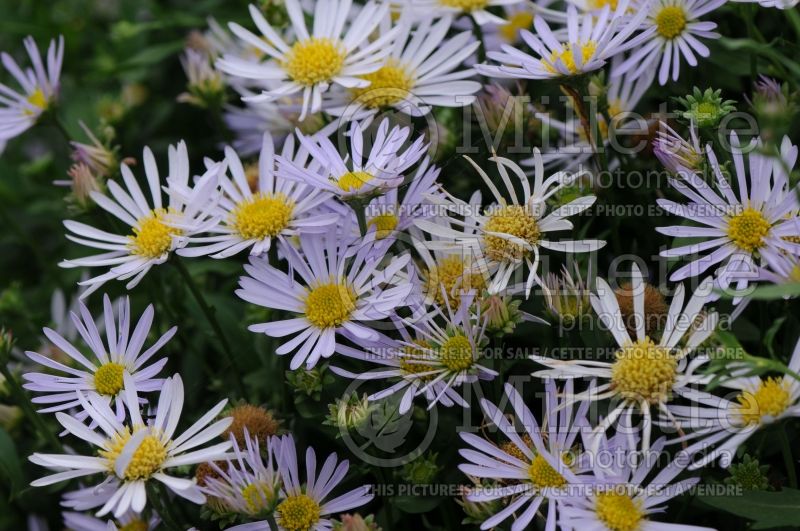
left=2, top=0, right=800, bottom=530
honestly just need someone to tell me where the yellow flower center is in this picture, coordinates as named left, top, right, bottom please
left=440, top=0, right=489, bottom=11
left=283, top=38, right=345, bottom=86
left=500, top=434, right=534, bottom=462
left=483, top=205, right=541, bottom=261
left=589, top=0, right=619, bottom=9
left=337, top=171, right=374, bottom=193
left=118, top=520, right=149, bottom=531
left=544, top=42, right=598, bottom=74
left=100, top=429, right=167, bottom=481
left=595, top=492, right=644, bottom=531
left=499, top=12, right=534, bottom=43
left=736, top=377, right=792, bottom=425
left=128, top=209, right=180, bottom=259
left=527, top=454, right=567, bottom=489
left=25, top=88, right=48, bottom=115
left=350, top=62, right=415, bottom=108
left=241, top=482, right=275, bottom=514
left=727, top=207, right=771, bottom=252
left=399, top=339, right=435, bottom=378
left=611, top=338, right=677, bottom=404
left=655, top=6, right=687, bottom=39
left=231, top=192, right=295, bottom=240
left=367, top=213, right=399, bottom=239
left=277, top=493, right=321, bottom=531
left=425, top=255, right=486, bottom=305
left=304, top=281, right=357, bottom=329
left=439, top=334, right=474, bottom=372
left=94, top=362, right=125, bottom=396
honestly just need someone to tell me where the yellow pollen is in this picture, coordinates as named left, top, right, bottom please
left=241, top=482, right=275, bottom=514
left=440, top=0, right=489, bottom=11
left=611, top=338, right=677, bottom=404
left=499, top=12, right=534, bottom=43
left=595, top=492, right=644, bottom=531
left=337, top=171, right=374, bottom=193
left=736, top=377, right=792, bottom=425
left=304, top=281, right=357, bottom=329
left=727, top=208, right=770, bottom=252
left=100, top=429, right=167, bottom=481
left=544, top=42, right=598, bottom=74
left=608, top=100, right=623, bottom=119
left=128, top=209, right=180, bottom=259
left=483, top=205, right=541, bottom=261
left=500, top=434, right=534, bottom=462
left=94, top=362, right=125, bottom=396
left=655, top=6, right=687, bottom=39
left=351, top=62, right=415, bottom=108
left=527, top=454, right=568, bottom=489
left=25, top=88, right=48, bottom=114
left=277, top=493, right=321, bottom=531
left=367, top=213, right=399, bottom=239
left=425, top=256, right=487, bottom=305
left=283, top=38, right=345, bottom=86
left=118, top=520, right=149, bottom=531
left=439, top=334, right=474, bottom=372
left=231, top=192, right=295, bottom=240
left=589, top=0, right=620, bottom=9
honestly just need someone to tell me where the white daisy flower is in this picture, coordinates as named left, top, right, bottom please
left=236, top=226, right=412, bottom=370
left=279, top=118, right=428, bottom=200
left=22, top=294, right=174, bottom=420
left=408, top=0, right=527, bottom=25
left=178, top=134, right=338, bottom=259
left=325, top=15, right=481, bottom=122
left=227, top=434, right=373, bottom=531
left=665, top=336, right=800, bottom=469
left=216, top=1, right=401, bottom=119
left=201, top=431, right=283, bottom=516
left=475, top=1, right=566, bottom=53
left=458, top=380, right=592, bottom=531
left=416, top=153, right=604, bottom=297
left=332, top=292, right=498, bottom=414
left=531, top=264, right=719, bottom=452
left=30, top=374, right=233, bottom=517
left=475, top=3, right=650, bottom=80
left=0, top=35, right=64, bottom=145
left=656, top=133, right=800, bottom=299
left=759, top=251, right=800, bottom=286
left=559, top=437, right=713, bottom=531
left=612, top=0, right=724, bottom=85
left=62, top=510, right=159, bottom=531
left=59, top=141, right=224, bottom=297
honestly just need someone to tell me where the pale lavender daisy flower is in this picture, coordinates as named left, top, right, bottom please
left=30, top=374, right=233, bottom=518
left=236, top=227, right=412, bottom=370
left=279, top=118, right=428, bottom=200
left=59, top=141, right=224, bottom=297
left=0, top=35, right=64, bottom=146
left=458, top=381, right=592, bottom=531
left=408, top=0, right=527, bottom=26
left=178, top=133, right=338, bottom=259
left=332, top=292, right=498, bottom=414
left=62, top=510, right=160, bottom=531
left=23, top=294, right=174, bottom=421
left=656, top=133, right=800, bottom=300
left=652, top=120, right=703, bottom=174
left=227, top=434, right=373, bottom=531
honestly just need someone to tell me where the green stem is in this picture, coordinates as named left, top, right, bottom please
left=172, top=258, right=246, bottom=398
left=0, top=363, right=63, bottom=452
left=50, top=115, right=72, bottom=146
left=266, top=515, right=279, bottom=531
left=779, top=426, right=798, bottom=489
left=561, top=82, right=608, bottom=175
left=787, top=7, right=800, bottom=44
left=470, top=16, right=487, bottom=66
left=146, top=483, right=183, bottom=531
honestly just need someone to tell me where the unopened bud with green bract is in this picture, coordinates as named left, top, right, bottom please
left=458, top=481, right=503, bottom=525
left=481, top=294, right=525, bottom=337
left=333, top=513, right=381, bottom=531
left=675, top=87, right=736, bottom=128
left=258, top=0, right=290, bottom=27
left=0, top=327, right=14, bottom=363
left=286, top=365, right=330, bottom=400
left=178, top=48, right=226, bottom=109
left=324, top=393, right=374, bottom=431
left=749, top=76, right=798, bottom=143
left=542, top=266, right=591, bottom=325
left=724, top=454, right=770, bottom=491
left=400, top=452, right=440, bottom=485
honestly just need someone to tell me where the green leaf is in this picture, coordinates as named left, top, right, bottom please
left=699, top=488, right=800, bottom=529
left=764, top=316, right=786, bottom=359
left=0, top=427, right=24, bottom=498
